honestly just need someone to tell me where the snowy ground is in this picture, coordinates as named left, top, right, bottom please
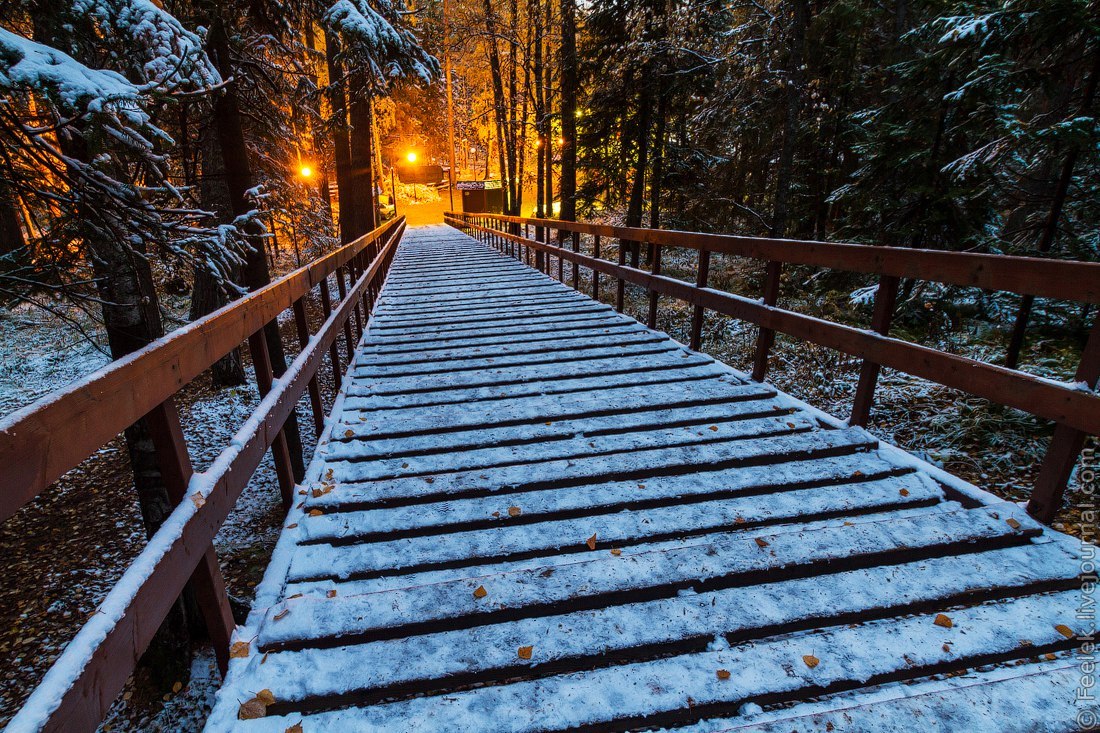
left=0, top=277, right=346, bottom=729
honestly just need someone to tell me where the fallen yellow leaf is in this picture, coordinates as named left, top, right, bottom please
left=1055, top=624, right=1075, bottom=639
left=610, top=548, right=622, bottom=557
left=899, top=488, right=910, bottom=497
left=803, top=654, right=820, bottom=669
left=716, top=669, right=731, bottom=680
left=191, top=492, right=205, bottom=509
left=934, top=613, right=953, bottom=629
left=1006, top=518, right=1021, bottom=529
left=172, top=681, right=183, bottom=693
left=508, top=506, right=522, bottom=517
left=473, top=585, right=488, bottom=599
left=309, top=509, right=323, bottom=517
left=285, top=723, right=304, bottom=733
left=273, top=608, right=289, bottom=621
left=709, top=425, right=719, bottom=432
left=518, top=645, right=533, bottom=660
left=326, top=589, right=337, bottom=598
left=755, top=538, right=769, bottom=548
left=586, top=532, right=598, bottom=550
left=257, top=689, right=276, bottom=706
left=230, top=641, right=250, bottom=659
left=238, top=698, right=266, bottom=720
left=344, top=430, right=353, bottom=438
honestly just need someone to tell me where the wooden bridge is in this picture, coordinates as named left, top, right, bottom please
left=2, top=215, right=1098, bottom=732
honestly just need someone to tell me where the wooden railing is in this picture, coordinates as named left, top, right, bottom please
left=446, top=211, right=1100, bottom=524
left=0, top=216, right=404, bottom=732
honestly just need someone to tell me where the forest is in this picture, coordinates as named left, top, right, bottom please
left=0, top=0, right=1097, bottom=728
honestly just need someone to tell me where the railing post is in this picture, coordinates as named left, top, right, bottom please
left=690, top=249, right=711, bottom=351
left=592, top=234, right=601, bottom=301
left=752, top=260, right=783, bottom=381
left=334, top=265, right=356, bottom=357
left=647, top=243, right=662, bottom=329
left=247, top=329, right=296, bottom=508
left=850, top=275, right=900, bottom=426
left=616, top=240, right=626, bottom=313
left=292, top=296, right=326, bottom=436
left=144, top=398, right=235, bottom=675
left=1028, top=315, right=1100, bottom=522
left=557, top=229, right=565, bottom=281
left=571, top=231, right=580, bottom=289
left=319, top=276, right=342, bottom=388
left=535, top=224, right=544, bottom=271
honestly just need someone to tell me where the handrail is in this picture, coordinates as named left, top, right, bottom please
left=0, top=215, right=401, bottom=523
left=3, top=216, right=405, bottom=733
left=467, top=213, right=1100, bottom=304
left=446, top=211, right=1099, bottom=524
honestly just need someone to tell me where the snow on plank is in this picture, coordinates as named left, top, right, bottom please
left=288, top=473, right=942, bottom=582
left=262, top=502, right=1037, bottom=648
left=229, top=591, right=1081, bottom=732
left=322, top=397, right=795, bottom=460
left=313, top=428, right=876, bottom=509
left=303, top=453, right=906, bottom=537
left=320, top=413, right=815, bottom=482
left=236, top=541, right=1078, bottom=710
left=338, top=375, right=766, bottom=437
left=698, top=660, right=1080, bottom=733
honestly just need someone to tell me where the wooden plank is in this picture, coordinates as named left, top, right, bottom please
left=261, top=502, right=1041, bottom=649
left=233, top=543, right=1076, bottom=713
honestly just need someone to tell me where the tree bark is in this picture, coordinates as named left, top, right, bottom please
left=559, top=0, right=578, bottom=220
left=326, top=30, right=359, bottom=244
left=770, top=0, right=808, bottom=238
left=0, top=182, right=26, bottom=271
left=348, top=80, right=377, bottom=236
left=205, top=14, right=306, bottom=481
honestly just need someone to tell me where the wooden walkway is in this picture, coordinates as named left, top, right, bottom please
left=206, top=225, right=1085, bottom=732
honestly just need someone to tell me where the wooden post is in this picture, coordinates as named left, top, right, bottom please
left=647, top=244, right=662, bottom=329
left=752, top=260, right=782, bottom=381
left=571, top=231, right=580, bottom=289
left=616, top=241, right=626, bottom=313
left=348, top=265, right=364, bottom=339
left=318, top=277, right=342, bottom=388
left=334, top=266, right=356, bottom=357
left=558, top=230, right=564, bottom=281
left=1028, top=315, right=1100, bottom=522
left=690, top=249, right=710, bottom=351
left=247, top=329, right=296, bottom=507
left=292, top=297, right=326, bottom=436
left=592, top=235, right=601, bottom=300
left=850, top=275, right=900, bottom=426
left=144, top=399, right=235, bottom=675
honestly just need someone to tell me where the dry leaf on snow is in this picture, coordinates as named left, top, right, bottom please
left=802, top=654, right=820, bottom=669
left=230, top=641, right=250, bottom=659
left=934, top=613, right=953, bottom=629
left=518, top=645, right=533, bottom=660
left=238, top=698, right=266, bottom=720
left=508, top=506, right=522, bottom=517
left=473, top=585, right=488, bottom=599
left=716, top=669, right=731, bottom=680
left=586, top=533, right=598, bottom=550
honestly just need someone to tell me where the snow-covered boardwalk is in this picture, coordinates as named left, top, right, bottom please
left=206, top=226, right=1086, bottom=731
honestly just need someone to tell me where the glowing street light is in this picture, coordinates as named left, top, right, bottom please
left=298, top=165, right=313, bottom=178
left=406, top=151, right=418, bottom=163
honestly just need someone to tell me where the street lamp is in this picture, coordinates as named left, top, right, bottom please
left=406, top=151, right=418, bottom=163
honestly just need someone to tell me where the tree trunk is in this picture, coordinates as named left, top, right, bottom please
left=649, top=87, right=668, bottom=229
left=770, top=0, right=808, bottom=238
left=483, top=0, right=513, bottom=213
left=533, top=0, right=545, bottom=219
left=190, top=118, right=246, bottom=386
left=326, top=30, right=358, bottom=245
left=559, top=0, right=578, bottom=221
left=348, top=80, right=377, bottom=236
left=0, top=182, right=26, bottom=271
left=206, top=14, right=306, bottom=482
